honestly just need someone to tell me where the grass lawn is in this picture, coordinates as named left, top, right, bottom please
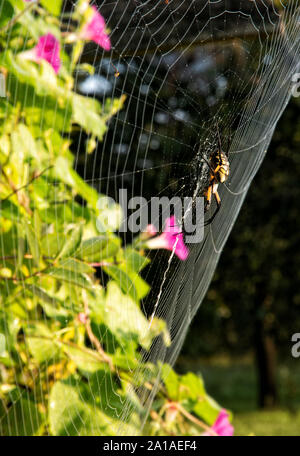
left=176, top=356, right=300, bottom=436
left=233, top=409, right=300, bottom=436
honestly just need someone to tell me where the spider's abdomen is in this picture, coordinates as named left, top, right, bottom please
left=215, top=150, right=229, bottom=183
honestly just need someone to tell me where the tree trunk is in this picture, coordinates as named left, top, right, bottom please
left=254, top=290, right=278, bottom=408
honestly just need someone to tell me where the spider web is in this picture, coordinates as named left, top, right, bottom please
left=1, top=0, right=300, bottom=436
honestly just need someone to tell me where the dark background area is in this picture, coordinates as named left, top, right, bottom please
left=177, top=95, right=300, bottom=432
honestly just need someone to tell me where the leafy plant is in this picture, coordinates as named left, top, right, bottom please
left=0, top=0, right=232, bottom=436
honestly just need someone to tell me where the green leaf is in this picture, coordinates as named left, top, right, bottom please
left=40, top=0, right=63, bottom=17
left=7, top=302, right=27, bottom=319
left=25, top=283, right=70, bottom=319
left=148, top=317, right=171, bottom=347
left=46, top=266, right=95, bottom=291
left=76, top=236, right=120, bottom=262
left=7, top=0, right=25, bottom=11
left=100, top=281, right=152, bottom=349
left=0, top=308, right=21, bottom=350
left=103, top=95, right=127, bottom=119
left=16, top=224, right=25, bottom=272
left=76, top=63, right=95, bottom=75
left=72, top=94, right=107, bottom=140
left=39, top=204, right=79, bottom=225
left=25, top=323, right=60, bottom=363
left=0, top=199, right=20, bottom=222
left=54, top=156, right=99, bottom=208
left=17, top=8, right=61, bottom=40
left=38, top=59, right=58, bottom=90
left=103, top=265, right=138, bottom=301
left=180, top=372, right=220, bottom=425
left=75, top=236, right=108, bottom=259
left=24, top=283, right=64, bottom=307
left=3, top=51, right=53, bottom=97
left=0, top=399, right=44, bottom=436
left=0, top=1, right=14, bottom=28
left=0, top=332, right=5, bottom=356
left=161, top=366, right=221, bottom=425
left=56, top=224, right=83, bottom=260
left=161, top=364, right=180, bottom=401
left=49, top=375, right=138, bottom=436
left=123, top=248, right=150, bottom=272
left=24, top=219, right=40, bottom=266
left=58, top=258, right=95, bottom=275
left=179, top=372, right=206, bottom=401
left=0, top=226, right=18, bottom=256
left=42, top=201, right=90, bottom=226
left=40, top=232, right=65, bottom=257
left=112, top=344, right=139, bottom=371
left=102, top=254, right=150, bottom=300
left=193, top=393, right=221, bottom=426
left=11, top=124, right=39, bottom=162
left=0, top=134, right=10, bottom=158
left=119, top=265, right=150, bottom=300
left=61, top=344, right=106, bottom=374
left=24, top=96, right=72, bottom=132
left=3, top=53, right=73, bottom=126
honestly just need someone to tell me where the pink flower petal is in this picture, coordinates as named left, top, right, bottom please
left=145, top=224, right=158, bottom=236
left=35, top=33, right=61, bottom=73
left=162, top=216, right=189, bottom=260
left=81, top=6, right=111, bottom=51
left=146, top=216, right=189, bottom=261
left=203, top=409, right=234, bottom=436
left=20, top=33, right=61, bottom=74
left=77, top=312, right=88, bottom=324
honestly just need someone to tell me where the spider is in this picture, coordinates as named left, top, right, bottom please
left=202, top=126, right=230, bottom=226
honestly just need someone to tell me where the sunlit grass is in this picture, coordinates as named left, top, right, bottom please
left=234, top=409, right=300, bottom=436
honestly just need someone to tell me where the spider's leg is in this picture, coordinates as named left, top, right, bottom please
left=202, top=158, right=220, bottom=180
left=204, top=186, right=221, bottom=226
left=204, top=182, right=213, bottom=212
left=202, top=157, right=215, bottom=174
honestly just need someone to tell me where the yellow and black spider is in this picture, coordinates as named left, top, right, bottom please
left=203, top=126, right=230, bottom=225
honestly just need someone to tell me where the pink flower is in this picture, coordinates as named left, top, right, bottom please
left=146, top=216, right=189, bottom=261
left=145, top=224, right=158, bottom=236
left=81, top=6, right=111, bottom=51
left=20, top=33, right=61, bottom=74
left=203, top=409, right=234, bottom=436
left=165, top=403, right=178, bottom=424
left=77, top=312, right=88, bottom=324
left=139, top=224, right=158, bottom=241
